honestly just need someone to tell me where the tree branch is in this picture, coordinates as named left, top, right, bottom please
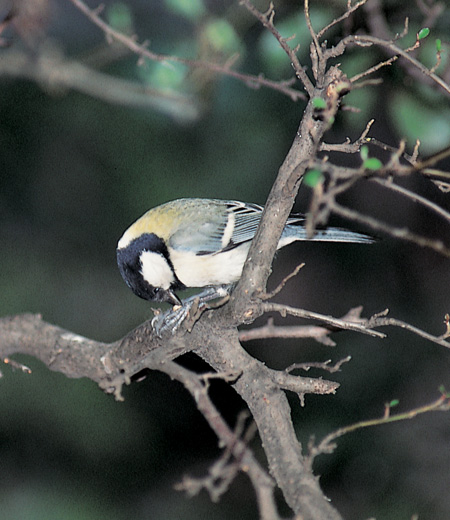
left=0, top=312, right=343, bottom=519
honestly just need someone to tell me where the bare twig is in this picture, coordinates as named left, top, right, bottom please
left=307, top=392, right=450, bottom=465
left=320, top=119, right=375, bottom=153
left=239, top=307, right=367, bottom=345
left=175, top=412, right=256, bottom=502
left=371, top=177, right=450, bottom=224
left=317, top=0, right=368, bottom=40
left=304, top=0, right=322, bottom=78
left=239, top=318, right=337, bottom=346
left=271, top=370, right=340, bottom=403
left=286, top=356, right=352, bottom=374
left=259, top=263, right=305, bottom=300
left=350, top=54, right=399, bottom=84
left=161, top=360, right=280, bottom=518
left=366, top=313, right=450, bottom=349
left=260, top=304, right=450, bottom=349
left=263, top=303, right=387, bottom=338
left=344, top=34, right=450, bottom=95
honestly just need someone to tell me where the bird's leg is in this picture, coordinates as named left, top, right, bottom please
left=151, top=285, right=231, bottom=336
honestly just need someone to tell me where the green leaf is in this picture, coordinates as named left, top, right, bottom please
left=304, top=169, right=324, bottom=188
left=106, top=2, right=133, bottom=33
left=360, top=145, right=369, bottom=161
left=436, top=38, right=442, bottom=52
left=363, top=157, right=383, bottom=171
left=139, top=61, right=187, bottom=90
left=164, top=0, right=206, bottom=21
left=203, top=19, right=240, bottom=55
left=439, top=385, right=450, bottom=397
left=312, top=97, right=326, bottom=109
left=418, top=27, right=430, bottom=40
left=389, top=399, right=400, bottom=408
left=392, top=89, right=450, bottom=153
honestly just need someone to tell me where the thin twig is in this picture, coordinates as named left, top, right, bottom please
left=371, top=177, right=450, bottom=224
left=263, top=303, right=387, bottom=338
left=259, top=263, right=305, bottom=300
left=347, top=34, right=450, bottom=95
left=320, top=119, right=375, bottom=153
left=317, top=0, right=368, bottom=40
left=307, top=392, right=450, bottom=465
left=331, top=202, right=450, bottom=259
left=160, top=359, right=280, bottom=517
left=285, top=356, right=352, bottom=374
left=239, top=318, right=336, bottom=346
left=350, top=55, right=398, bottom=83
left=366, top=314, right=450, bottom=349
left=240, top=0, right=314, bottom=96
left=304, top=0, right=322, bottom=71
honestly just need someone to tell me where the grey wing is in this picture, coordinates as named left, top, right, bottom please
left=169, top=200, right=265, bottom=255
left=168, top=200, right=230, bottom=254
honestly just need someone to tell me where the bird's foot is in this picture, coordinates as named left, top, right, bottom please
left=151, top=286, right=230, bottom=337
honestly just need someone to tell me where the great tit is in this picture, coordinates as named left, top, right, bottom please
left=117, top=198, right=373, bottom=333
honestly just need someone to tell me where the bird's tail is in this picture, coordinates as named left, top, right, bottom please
left=281, top=217, right=375, bottom=245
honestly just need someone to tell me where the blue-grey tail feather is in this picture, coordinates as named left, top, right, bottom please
left=282, top=223, right=375, bottom=244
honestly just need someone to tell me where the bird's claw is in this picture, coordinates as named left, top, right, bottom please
left=151, top=286, right=231, bottom=337
left=151, top=300, right=204, bottom=337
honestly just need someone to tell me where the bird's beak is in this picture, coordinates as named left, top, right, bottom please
left=162, top=289, right=182, bottom=307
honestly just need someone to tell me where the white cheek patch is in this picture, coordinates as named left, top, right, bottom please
left=140, top=250, right=175, bottom=290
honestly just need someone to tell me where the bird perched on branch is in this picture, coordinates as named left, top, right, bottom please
left=117, top=198, right=373, bottom=335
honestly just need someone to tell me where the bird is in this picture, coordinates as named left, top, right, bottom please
left=117, top=198, right=374, bottom=334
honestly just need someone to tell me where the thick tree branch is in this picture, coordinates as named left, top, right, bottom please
left=0, top=312, right=343, bottom=519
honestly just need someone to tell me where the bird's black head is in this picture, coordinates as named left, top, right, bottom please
left=117, top=233, right=182, bottom=306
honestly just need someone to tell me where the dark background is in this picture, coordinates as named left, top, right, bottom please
left=1, top=0, right=450, bottom=518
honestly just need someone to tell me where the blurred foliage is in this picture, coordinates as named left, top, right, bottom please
left=1, top=0, right=450, bottom=519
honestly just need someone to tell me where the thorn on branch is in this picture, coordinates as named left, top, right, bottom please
left=285, top=355, right=352, bottom=374
left=2, top=357, right=32, bottom=374
left=200, top=370, right=242, bottom=389
left=440, top=314, right=450, bottom=340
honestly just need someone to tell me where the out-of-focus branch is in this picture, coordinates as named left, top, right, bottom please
left=68, top=0, right=306, bottom=101
left=0, top=47, right=200, bottom=120
left=331, top=202, right=450, bottom=259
